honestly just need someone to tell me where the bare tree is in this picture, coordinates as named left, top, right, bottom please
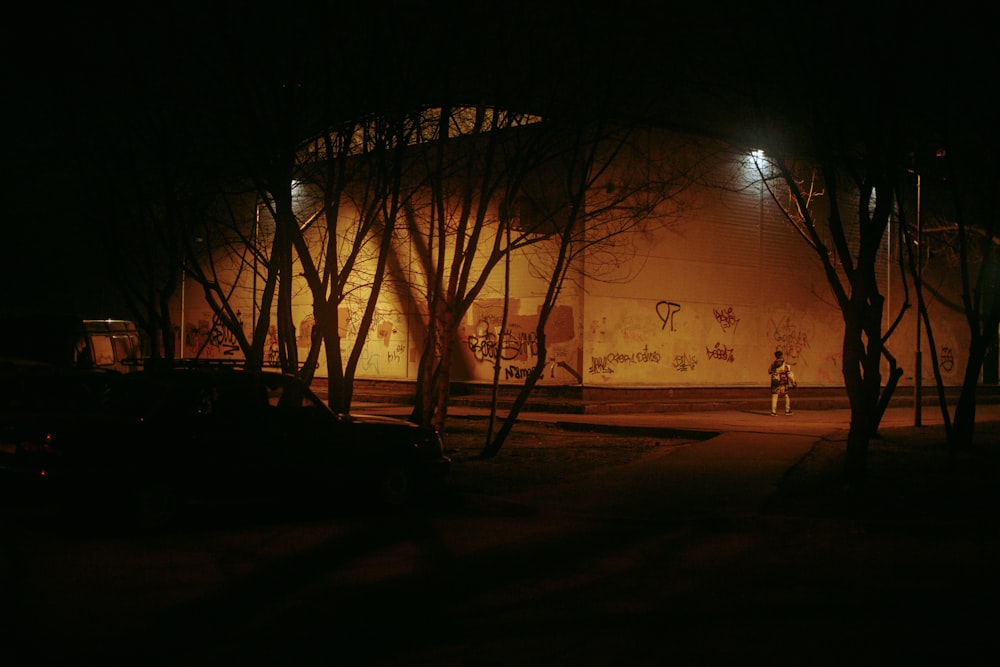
left=403, top=104, right=551, bottom=431
left=178, top=89, right=304, bottom=374
left=98, top=143, right=185, bottom=366
left=946, top=157, right=1000, bottom=449
left=898, top=141, right=1000, bottom=452
left=482, top=118, right=687, bottom=456
left=751, top=140, right=907, bottom=487
left=85, top=98, right=213, bottom=367
left=282, top=112, right=419, bottom=411
left=175, top=183, right=279, bottom=368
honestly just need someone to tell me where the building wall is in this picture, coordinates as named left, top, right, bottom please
left=173, top=128, right=981, bottom=388
left=578, top=151, right=843, bottom=387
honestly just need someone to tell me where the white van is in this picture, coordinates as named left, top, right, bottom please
left=0, top=315, right=144, bottom=374
left=82, top=319, right=142, bottom=373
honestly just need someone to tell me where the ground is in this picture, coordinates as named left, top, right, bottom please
left=440, top=416, right=686, bottom=496
left=772, top=421, right=1000, bottom=521
left=440, top=415, right=1000, bottom=519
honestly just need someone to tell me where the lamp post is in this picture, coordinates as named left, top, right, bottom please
left=914, top=173, right=922, bottom=426
left=253, top=202, right=259, bottom=345
left=180, top=265, right=190, bottom=361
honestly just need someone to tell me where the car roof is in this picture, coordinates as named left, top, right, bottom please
left=126, top=367, right=293, bottom=380
left=117, top=368, right=311, bottom=393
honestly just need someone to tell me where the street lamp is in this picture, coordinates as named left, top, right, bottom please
left=914, top=172, right=922, bottom=427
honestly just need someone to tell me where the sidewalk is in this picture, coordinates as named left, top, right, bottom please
left=363, top=400, right=1000, bottom=524
left=353, top=400, right=1000, bottom=441
left=344, top=380, right=1000, bottom=415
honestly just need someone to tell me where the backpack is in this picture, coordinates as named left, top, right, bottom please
left=772, top=362, right=797, bottom=389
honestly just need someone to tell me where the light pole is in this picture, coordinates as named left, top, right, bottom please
left=253, top=202, right=259, bottom=345
left=914, top=173, right=922, bottom=426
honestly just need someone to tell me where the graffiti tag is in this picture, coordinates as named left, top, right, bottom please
left=656, top=300, right=681, bottom=332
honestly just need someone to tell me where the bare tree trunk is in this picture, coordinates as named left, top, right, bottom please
left=841, top=314, right=874, bottom=488
left=486, top=332, right=547, bottom=458
left=952, top=334, right=986, bottom=449
left=322, top=302, right=349, bottom=413
left=157, top=286, right=176, bottom=364
left=298, top=317, right=322, bottom=386
left=430, top=309, right=458, bottom=433
left=486, top=222, right=513, bottom=450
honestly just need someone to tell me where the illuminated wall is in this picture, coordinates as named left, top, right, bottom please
left=173, top=127, right=975, bottom=389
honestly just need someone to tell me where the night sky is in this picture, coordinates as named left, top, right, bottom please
left=3, top=2, right=993, bottom=317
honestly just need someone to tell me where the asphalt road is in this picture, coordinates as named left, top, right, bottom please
left=4, top=405, right=999, bottom=666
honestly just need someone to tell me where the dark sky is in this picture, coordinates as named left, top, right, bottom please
left=3, top=2, right=733, bottom=318
left=3, top=2, right=994, bottom=317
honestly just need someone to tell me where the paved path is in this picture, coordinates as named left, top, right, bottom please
left=507, top=430, right=820, bottom=522
left=358, top=401, right=1000, bottom=439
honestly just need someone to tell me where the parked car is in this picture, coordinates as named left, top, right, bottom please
left=3, top=368, right=449, bottom=524
left=1, top=359, right=119, bottom=491
left=0, top=315, right=143, bottom=373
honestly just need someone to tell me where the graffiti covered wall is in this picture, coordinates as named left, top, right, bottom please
left=172, top=129, right=980, bottom=389
left=456, top=298, right=581, bottom=384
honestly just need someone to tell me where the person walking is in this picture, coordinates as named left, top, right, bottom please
left=768, top=350, right=796, bottom=415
